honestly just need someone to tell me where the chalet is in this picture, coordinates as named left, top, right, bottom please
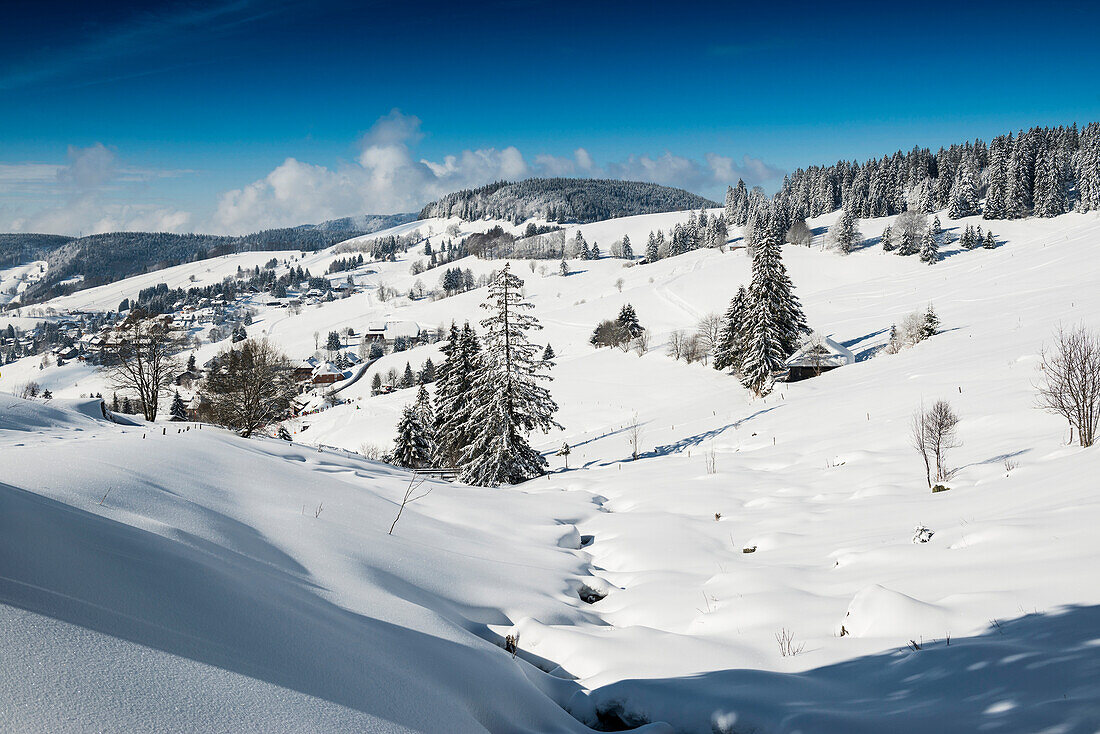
left=291, top=359, right=315, bottom=382
left=783, top=334, right=855, bottom=382
left=363, top=320, right=422, bottom=346
left=312, top=361, right=344, bottom=385
left=174, top=368, right=203, bottom=389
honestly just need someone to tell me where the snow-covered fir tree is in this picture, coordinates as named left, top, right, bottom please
left=620, top=234, right=633, bottom=260
left=829, top=206, right=861, bottom=254
left=739, top=209, right=809, bottom=395
left=170, top=391, right=187, bottom=421
left=432, top=322, right=483, bottom=468
left=713, top=285, right=748, bottom=372
left=645, top=231, right=659, bottom=262
left=919, top=227, right=939, bottom=264
left=389, top=403, right=431, bottom=469
left=616, top=304, right=644, bottom=339
left=881, top=225, right=894, bottom=252
left=459, top=264, right=561, bottom=486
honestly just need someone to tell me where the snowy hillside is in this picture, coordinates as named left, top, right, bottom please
left=3, top=206, right=1100, bottom=731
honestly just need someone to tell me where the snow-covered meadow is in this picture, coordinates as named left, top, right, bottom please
left=3, top=207, right=1100, bottom=732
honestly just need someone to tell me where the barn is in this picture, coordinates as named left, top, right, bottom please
left=783, top=334, right=855, bottom=382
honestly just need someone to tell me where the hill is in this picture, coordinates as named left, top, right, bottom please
left=3, top=203, right=1100, bottom=731
left=2, top=213, right=415, bottom=307
left=418, top=178, right=719, bottom=224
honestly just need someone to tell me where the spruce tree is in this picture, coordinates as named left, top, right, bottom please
left=460, top=264, right=561, bottom=486
left=830, top=206, right=860, bottom=253
left=739, top=209, right=808, bottom=395
left=170, top=391, right=187, bottom=421
left=432, top=322, right=482, bottom=467
left=621, top=234, right=633, bottom=260
left=881, top=225, right=895, bottom=252
left=390, top=404, right=431, bottom=469
left=713, top=286, right=748, bottom=372
left=542, top=343, right=556, bottom=362
left=401, top=362, right=415, bottom=388
left=616, top=304, right=644, bottom=339
left=646, top=231, right=659, bottom=262
left=919, top=227, right=938, bottom=264
left=983, top=230, right=996, bottom=249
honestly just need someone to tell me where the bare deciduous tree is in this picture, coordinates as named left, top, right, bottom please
left=203, top=338, right=297, bottom=437
left=667, top=330, right=687, bottom=360
left=100, top=313, right=183, bottom=421
left=786, top=218, right=813, bottom=247
left=695, top=313, right=723, bottom=365
left=627, top=414, right=643, bottom=460
left=634, top=329, right=650, bottom=356
left=1036, top=326, right=1100, bottom=447
left=389, top=471, right=434, bottom=535
left=912, top=400, right=961, bottom=487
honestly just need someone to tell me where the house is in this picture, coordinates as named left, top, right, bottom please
left=783, top=334, right=855, bottom=381
left=312, top=361, right=344, bottom=385
left=362, top=320, right=422, bottom=346
left=291, top=359, right=315, bottom=383
left=174, top=368, right=203, bottom=389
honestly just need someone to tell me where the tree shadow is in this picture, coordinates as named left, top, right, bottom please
left=586, top=605, right=1100, bottom=732
left=639, top=406, right=782, bottom=459
left=842, top=328, right=890, bottom=363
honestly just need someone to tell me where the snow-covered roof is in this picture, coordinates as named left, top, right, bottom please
left=785, top=334, right=855, bottom=368
left=313, top=361, right=342, bottom=376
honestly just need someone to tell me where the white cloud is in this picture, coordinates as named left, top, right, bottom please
left=213, top=111, right=785, bottom=235
left=0, top=144, right=192, bottom=235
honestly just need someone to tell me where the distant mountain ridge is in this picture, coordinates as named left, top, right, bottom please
left=2, top=213, right=416, bottom=306
left=418, top=178, right=719, bottom=224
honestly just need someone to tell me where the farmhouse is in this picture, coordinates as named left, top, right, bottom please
left=784, top=334, right=855, bottom=382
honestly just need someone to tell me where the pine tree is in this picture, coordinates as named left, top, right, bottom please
left=401, top=362, right=415, bottom=389
left=830, top=206, right=860, bottom=254
left=616, top=304, right=644, bottom=339
left=389, top=404, right=431, bottom=469
left=432, top=322, right=482, bottom=467
left=645, top=231, right=659, bottom=262
left=559, top=255, right=570, bottom=276
left=421, top=357, right=436, bottom=383
left=186, top=353, right=197, bottom=372
left=459, top=264, right=561, bottom=486
left=921, top=305, right=940, bottom=339
left=919, top=227, right=938, bottom=264
left=371, top=372, right=383, bottom=392
left=170, top=391, right=187, bottom=421
left=739, top=209, right=808, bottom=395
left=713, top=286, right=748, bottom=372
left=983, top=139, right=1009, bottom=219
left=983, top=230, right=996, bottom=249
left=880, top=225, right=895, bottom=252
left=590, top=242, right=601, bottom=259
left=542, top=343, right=556, bottom=362
left=621, top=234, right=633, bottom=260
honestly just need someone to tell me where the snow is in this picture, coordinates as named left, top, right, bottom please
left=3, top=206, right=1100, bottom=731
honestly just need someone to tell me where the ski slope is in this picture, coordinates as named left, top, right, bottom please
left=2, top=207, right=1100, bottom=731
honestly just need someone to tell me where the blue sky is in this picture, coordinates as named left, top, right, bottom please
left=2, top=0, right=1099, bottom=234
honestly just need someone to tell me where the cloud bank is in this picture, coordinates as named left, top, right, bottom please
left=213, top=109, right=782, bottom=234
left=1, top=111, right=783, bottom=236
left=1, top=143, right=192, bottom=235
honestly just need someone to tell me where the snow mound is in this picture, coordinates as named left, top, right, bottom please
left=839, top=584, right=952, bottom=640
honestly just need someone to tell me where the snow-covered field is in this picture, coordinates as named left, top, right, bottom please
left=3, top=207, right=1100, bottom=732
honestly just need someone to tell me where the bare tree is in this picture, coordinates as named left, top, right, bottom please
left=100, top=313, right=183, bottom=421
left=682, top=333, right=704, bottom=364
left=634, top=329, right=650, bottom=356
left=786, top=218, right=813, bottom=247
left=627, top=414, right=643, bottom=460
left=912, top=400, right=961, bottom=487
left=667, top=330, right=687, bottom=360
left=1036, top=326, right=1100, bottom=447
left=203, top=338, right=297, bottom=437
left=695, top=313, right=723, bottom=365
left=389, top=471, right=434, bottom=535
